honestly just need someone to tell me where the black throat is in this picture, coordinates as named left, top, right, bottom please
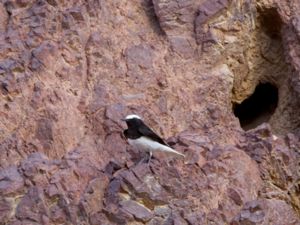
left=123, top=118, right=143, bottom=139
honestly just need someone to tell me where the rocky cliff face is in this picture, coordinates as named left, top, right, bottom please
left=0, top=0, right=299, bottom=224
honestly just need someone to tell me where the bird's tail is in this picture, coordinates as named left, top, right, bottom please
left=161, top=146, right=185, bottom=157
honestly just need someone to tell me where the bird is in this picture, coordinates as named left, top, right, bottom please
left=122, top=114, right=185, bottom=163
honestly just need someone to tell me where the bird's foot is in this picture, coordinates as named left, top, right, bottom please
left=147, top=151, right=153, bottom=165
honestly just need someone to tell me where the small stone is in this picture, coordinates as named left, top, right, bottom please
left=120, top=200, right=153, bottom=222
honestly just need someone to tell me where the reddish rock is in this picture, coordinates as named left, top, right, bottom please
left=0, top=0, right=299, bottom=224
left=120, top=200, right=153, bottom=222
left=169, top=36, right=195, bottom=59
left=0, top=197, right=12, bottom=223
left=0, top=166, right=24, bottom=195
left=15, top=187, right=47, bottom=223
left=231, top=199, right=299, bottom=225
left=0, top=3, right=8, bottom=32
left=152, top=0, right=199, bottom=35
left=35, top=119, right=54, bottom=150
left=80, top=175, right=109, bottom=216
left=125, top=44, right=154, bottom=70
left=195, top=0, right=231, bottom=45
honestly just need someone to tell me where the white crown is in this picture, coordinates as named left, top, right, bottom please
left=125, top=114, right=142, bottom=120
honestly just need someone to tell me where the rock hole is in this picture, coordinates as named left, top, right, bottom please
left=233, top=83, right=278, bottom=131
left=257, top=6, right=283, bottom=39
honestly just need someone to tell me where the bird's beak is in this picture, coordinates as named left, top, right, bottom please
left=121, top=118, right=126, bottom=121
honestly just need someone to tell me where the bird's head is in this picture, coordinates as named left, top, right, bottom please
left=121, top=114, right=143, bottom=128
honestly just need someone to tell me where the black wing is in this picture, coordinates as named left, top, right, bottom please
left=138, top=123, right=168, bottom=146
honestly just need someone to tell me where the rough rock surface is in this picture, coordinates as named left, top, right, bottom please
left=0, top=0, right=299, bottom=224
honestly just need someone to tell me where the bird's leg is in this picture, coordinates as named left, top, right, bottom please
left=136, top=152, right=150, bottom=165
left=137, top=157, right=146, bottom=165
left=148, top=151, right=152, bottom=164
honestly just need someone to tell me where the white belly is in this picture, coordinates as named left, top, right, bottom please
left=128, top=137, right=168, bottom=152
left=127, top=137, right=185, bottom=157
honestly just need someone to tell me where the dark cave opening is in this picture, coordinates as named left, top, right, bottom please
left=257, top=6, right=283, bottom=39
left=233, top=83, right=279, bottom=131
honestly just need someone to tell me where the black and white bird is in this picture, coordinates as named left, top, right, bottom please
left=122, top=114, right=185, bottom=163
